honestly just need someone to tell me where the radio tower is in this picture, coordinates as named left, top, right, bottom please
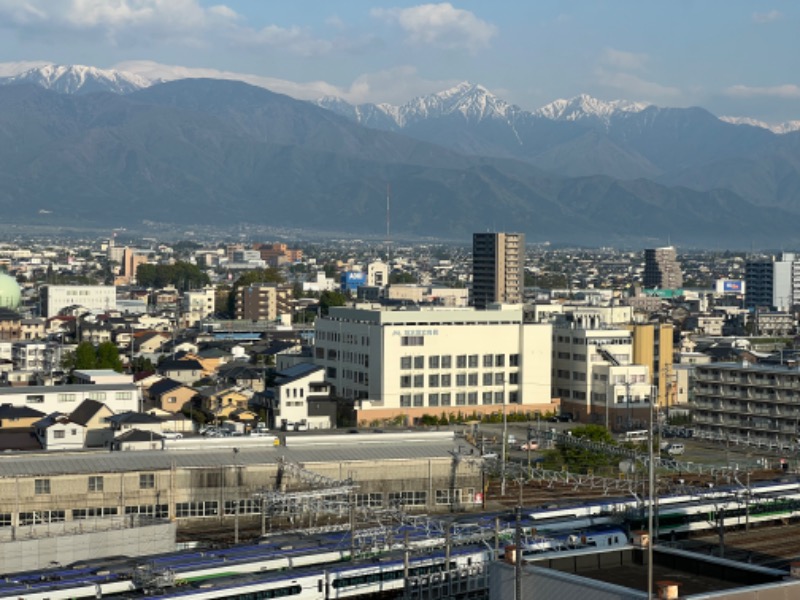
left=386, top=183, right=392, bottom=266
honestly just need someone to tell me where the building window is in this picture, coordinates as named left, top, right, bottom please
left=34, top=479, right=51, bottom=495
left=25, top=395, right=44, bottom=404
left=400, top=394, right=412, bottom=407
left=467, top=392, right=478, bottom=405
left=74, top=507, right=117, bottom=519
left=441, top=355, right=452, bottom=369
left=401, top=336, right=424, bottom=346
left=509, top=372, right=519, bottom=385
left=53, top=430, right=65, bottom=439
left=441, top=393, right=451, bottom=406
left=483, top=354, right=493, bottom=368
left=495, top=391, right=504, bottom=404
left=388, top=491, right=427, bottom=506
left=413, top=394, right=424, bottom=407
left=116, top=391, right=133, bottom=400
left=0, top=514, right=12, bottom=527
left=414, top=356, right=424, bottom=369
left=139, top=473, right=155, bottom=489
left=456, top=393, right=466, bottom=405
left=176, top=501, right=219, bottom=518
left=468, top=373, right=478, bottom=386
left=400, top=356, right=412, bottom=369
left=19, top=510, right=64, bottom=525
left=88, top=392, right=106, bottom=401
left=354, top=493, right=383, bottom=507
left=495, top=373, right=505, bottom=385
left=482, top=391, right=493, bottom=404
left=400, top=375, right=412, bottom=388
left=483, top=373, right=492, bottom=386
left=468, top=355, right=479, bottom=368
left=413, top=375, right=424, bottom=388
left=441, top=374, right=452, bottom=387
left=429, top=374, right=440, bottom=387
left=125, top=504, right=168, bottom=518
left=429, top=355, right=440, bottom=369
left=88, top=476, right=104, bottom=492
left=510, top=354, right=520, bottom=367
left=429, top=393, right=440, bottom=406
left=456, top=374, right=466, bottom=387
left=495, top=355, right=505, bottom=367
left=510, top=391, right=519, bottom=403
left=57, top=393, right=76, bottom=402
left=456, top=355, right=467, bottom=368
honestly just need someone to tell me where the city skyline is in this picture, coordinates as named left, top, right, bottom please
left=0, top=1, right=798, bottom=123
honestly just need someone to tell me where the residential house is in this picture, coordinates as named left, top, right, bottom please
left=147, top=378, right=196, bottom=413
left=0, top=403, right=45, bottom=429
left=113, top=429, right=165, bottom=451
left=33, top=413, right=87, bottom=450
left=107, top=411, right=164, bottom=437
left=69, top=399, right=114, bottom=447
left=157, top=359, right=204, bottom=385
left=262, top=363, right=336, bottom=430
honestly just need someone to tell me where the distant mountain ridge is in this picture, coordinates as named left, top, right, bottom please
left=1, top=79, right=797, bottom=247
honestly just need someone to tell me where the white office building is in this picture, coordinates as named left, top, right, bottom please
left=314, top=305, right=554, bottom=422
left=40, top=285, right=117, bottom=318
left=0, top=383, right=140, bottom=416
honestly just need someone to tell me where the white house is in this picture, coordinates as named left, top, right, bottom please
left=33, top=413, right=87, bottom=450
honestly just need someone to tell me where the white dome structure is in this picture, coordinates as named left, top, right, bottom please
left=0, top=273, right=21, bottom=310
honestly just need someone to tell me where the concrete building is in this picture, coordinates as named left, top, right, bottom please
left=40, top=285, right=116, bottom=318
left=314, top=305, right=554, bottom=423
left=553, top=315, right=653, bottom=431
left=643, top=246, right=683, bottom=290
left=628, top=323, right=675, bottom=407
left=181, top=286, right=216, bottom=327
left=745, top=252, right=800, bottom=311
left=235, top=283, right=292, bottom=322
left=692, top=362, right=800, bottom=448
left=0, top=383, right=140, bottom=416
left=471, top=232, right=525, bottom=309
left=367, top=260, right=389, bottom=288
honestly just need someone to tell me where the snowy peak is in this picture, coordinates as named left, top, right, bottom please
left=719, top=115, right=800, bottom=135
left=0, top=64, right=151, bottom=94
left=534, top=94, right=650, bottom=123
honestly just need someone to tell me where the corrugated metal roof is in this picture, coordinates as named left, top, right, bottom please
left=0, top=442, right=463, bottom=478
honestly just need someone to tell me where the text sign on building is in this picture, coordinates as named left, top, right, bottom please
left=723, top=280, right=744, bottom=292
left=392, top=329, right=440, bottom=337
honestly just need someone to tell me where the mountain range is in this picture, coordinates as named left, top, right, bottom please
left=0, top=64, right=799, bottom=247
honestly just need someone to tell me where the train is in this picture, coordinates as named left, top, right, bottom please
left=3, top=478, right=800, bottom=600
left=1, top=546, right=490, bottom=600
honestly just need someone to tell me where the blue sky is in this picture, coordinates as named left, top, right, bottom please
left=0, top=1, right=797, bottom=122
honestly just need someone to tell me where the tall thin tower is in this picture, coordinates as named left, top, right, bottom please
left=386, top=183, right=392, bottom=266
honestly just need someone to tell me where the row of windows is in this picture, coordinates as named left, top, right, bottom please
left=317, top=330, right=370, bottom=346
left=399, top=391, right=518, bottom=407
left=35, top=474, right=156, bottom=495
left=401, top=354, right=519, bottom=370
left=401, top=372, right=518, bottom=389
left=27, top=391, right=134, bottom=404
left=3, top=505, right=169, bottom=527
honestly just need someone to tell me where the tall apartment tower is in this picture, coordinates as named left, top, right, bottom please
left=471, top=232, right=525, bottom=309
left=643, top=246, right=683, bottom=290
left=745, top=252, right=798, bottom=311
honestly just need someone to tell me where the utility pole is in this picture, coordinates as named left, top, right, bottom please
left=501, top=378, right=509, bottom=496
left=647, top=386, right=655, bottom=600
left=515, top=506, right=522, bottom=600
left=233, top=448, right=240, bottom=544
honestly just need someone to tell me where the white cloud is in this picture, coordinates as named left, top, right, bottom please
left=114, top=60, right=457, bottom=105
left=752, top=10, right=782, bottom=24
left=600, top=48, right=648, bottom=71
left=724, top=84, right=800, bottom=99
left=372, top=3, right=496, bottom=53
left=595, top=68, right=681, bottom=102
left=0, top=60, right=52, bottom=77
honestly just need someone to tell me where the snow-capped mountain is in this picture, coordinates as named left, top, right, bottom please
left=719, top=115, right=800, bottom=135
left=533, top=93, right=650, bottom=124
left=0, top=64, right=152, bottom=95
left=319, top=81, right=521, bottom=130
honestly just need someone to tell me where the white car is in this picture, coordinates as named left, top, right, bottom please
left=161, top=431, right=183, bottom=440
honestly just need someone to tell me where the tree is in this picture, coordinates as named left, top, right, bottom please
left=96, top=341, right=124, bottom=372
left=74, top=342, right=98, bottom=370
left=65, top=341, right=124, bottom=373
left=390, top=271, right=417, bottom=284
left=551, top=424, right=618, bottom=475
left=319, top=290, right=347, bottom=315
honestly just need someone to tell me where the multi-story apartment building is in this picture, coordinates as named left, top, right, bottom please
left=313, top=305, right=553, bottom=422
left=745, top=252, right=800, bottom=311
left=628, top=323, right=675, bottom=407
left=40, top=285, right=117, bottom=318
left=643, top=246, right=683, bottom=290
left=692, top=362, right=800, bottom=448
left=553, top=315, right=653, bottom=431
left=235, top=283, right=292, bottom=322
left=471, top=232, right=525, bottom=309
left=0, top=382, right=140, bottom=415
left=181, top=287, right=216, bottom=327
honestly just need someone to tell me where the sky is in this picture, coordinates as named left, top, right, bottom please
left=0, top=0, right=798, bottom=123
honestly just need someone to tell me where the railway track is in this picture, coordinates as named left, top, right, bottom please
left=686, top=520, right=800, bottom=569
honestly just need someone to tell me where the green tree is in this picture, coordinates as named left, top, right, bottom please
left=552, top=424, right=618, bottom=474
left=96, top=341, right=124, bottom=372
left=74, top=342, right=98, bottom=370
left=389, top=271, right=417, bottom=284
left=319, top=290, right=347, bottom=315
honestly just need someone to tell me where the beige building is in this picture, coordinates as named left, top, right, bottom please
left=628, top=322, right=675, bottom=407
left=314, top=305, right=554, bottom=423
left=471, top=232, right=524, bottom=309
left=235, top=283, right=292, bottom=322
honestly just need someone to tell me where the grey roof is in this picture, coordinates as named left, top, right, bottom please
left=275, top=363, right=323, bottom=386
left=0, top=404, right=45, bottom=419
left=0, top=439, right=461, bottom=477
left=0, top=383, right=138, bottom=397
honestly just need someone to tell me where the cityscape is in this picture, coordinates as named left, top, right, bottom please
left=1, top=2, right=800, bottom=599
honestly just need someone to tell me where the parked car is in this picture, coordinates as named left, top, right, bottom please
left=519, top=441, right=539, bottom=451
left=161, top=431, right=183, bottom=440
